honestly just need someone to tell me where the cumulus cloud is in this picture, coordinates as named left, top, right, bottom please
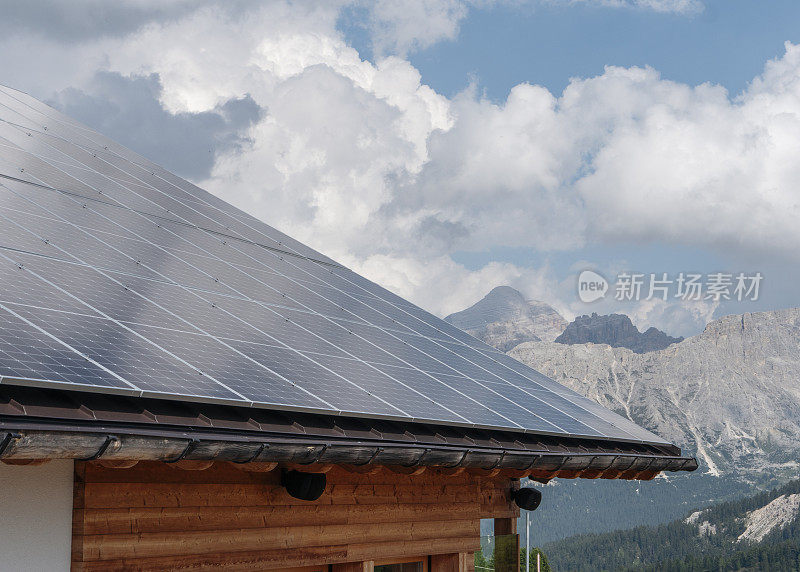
left=346, top=0, right=469, bottom=56
left=208, top=38, right=800, bottom=322
left=50, top=72, right=263, bottom=180
left=2, top=0, right=797, bottom=330
left=0, top=0, right=210, bottom=42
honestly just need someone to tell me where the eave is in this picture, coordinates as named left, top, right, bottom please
left=0, top=385, right=697, bottom=481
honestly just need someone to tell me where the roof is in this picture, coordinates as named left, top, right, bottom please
left=0, top=84, right=696, bottom=476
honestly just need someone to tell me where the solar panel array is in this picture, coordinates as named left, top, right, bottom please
left=0, top=84, right=667, bottom=445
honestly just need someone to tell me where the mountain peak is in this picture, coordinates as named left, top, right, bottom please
left=555, top=312, right=683, bottom=353
left=444, top=286, right=567, bottom=351
left=484, top=285, right=527, bottom=302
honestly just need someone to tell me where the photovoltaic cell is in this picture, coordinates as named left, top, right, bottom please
left=0, top=253, right=101, bottom=316
left=7, top=304, right=240, bottom=400
left=0, top=84, right=671, bottom=445
left=17, top=253, right=195, bottom=332
left=0, top=305, right=130, bottom=390
left=371, top=363, right=516, bottom=428
left=224, top=339, right=402, bottom=416
left=307, top=354, right=466, bottom=423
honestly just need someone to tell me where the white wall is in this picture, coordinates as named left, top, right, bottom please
left=0, top=460, right=73, bottom=572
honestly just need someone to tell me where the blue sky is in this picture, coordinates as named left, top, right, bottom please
left=1, top=0, right=799, bottom=336
left=407, top=0, right=800, bottom=99
left=337, top=1, right=800, bottom=100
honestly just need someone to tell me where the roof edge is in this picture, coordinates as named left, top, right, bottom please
left=0, top=384, right=697, bottom=481
left=0, top=424, right=697, bottom=481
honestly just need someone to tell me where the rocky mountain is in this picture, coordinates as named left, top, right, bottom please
left=509, top=308, right=800, bottom=482
left=555, top=312, right=683, bottom=353
left=444, top=286, right=567, bottom=351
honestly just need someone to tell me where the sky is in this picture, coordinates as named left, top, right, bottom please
left=0, top=0, right=799, bottom=337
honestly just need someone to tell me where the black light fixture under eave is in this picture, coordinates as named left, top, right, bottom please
left=512, top=487, right=542, bottom=511
left=281, top=469, right=327, bottom=501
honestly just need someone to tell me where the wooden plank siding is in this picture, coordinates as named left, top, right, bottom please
left=71, top=461, right=517, bottom=571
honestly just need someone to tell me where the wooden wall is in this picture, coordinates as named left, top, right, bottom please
left=71, top=461, right=519, bottom=571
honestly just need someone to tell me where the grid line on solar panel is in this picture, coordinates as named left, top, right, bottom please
left=100, top=152, right=335, bottom=263
left=415, top=335, right=631, bottom=437
left=0, top=303, right=137, bottom=391
left=311, top=266, right=491, bottom=348
left=338, top=327, right=591, bottom=435
left=4, top=246, right=369, bottom=414
left=0, top=207, right=166, bottom=281
left=234, top=250, right=480, bottom=346
left=213, top=247, right=461, bottom=341
left=15, top=252, right=202, bottom=332
left=221, top=339, right=403, bottom=416
left=0, top=142, right=108, bottom=198
left=460, top=341, right=667, bottom=442
left=0, top=136, right=333, bottom=267
left=1, top=166, right=336, bottom=276
left=107, top=278, right=351, bottom=360
left=369, top=363, right=521, bottom=429
left=0, top=250, right=108, bottom=316
left=272, top=310, right=409, bottom=367
left=0, top=85, right=673, bottom=443
left=0, top=104, right=46, bottom=132
left=0, top=86, right=128, bottom=144
left=65, top=146, right=323, bottom=260
left=0, top=87, right=340, bottom=264
left=2, top=176, right=256, bottom=275
left=7, top=303, right=247, bottom=402
left=2, top=179, right=271, bottom=299
left=472, top=377, right=620, bottom=437
left=304, top=353, right=466, bottom=423
left=4, top=140, right=231, bottom=234
left=0, top=235, right=252, bottom=401
left=1, top=181, right=143, bottom=241
left=118, top=322, right=339, bottom=411
left=310, top=262, right=620, bottom=434
left=3, top=94, right=201, bottom=194
left=425, top=370, right=569, bottom=434
left=0, top=86, right=84, bottom=128
left=6, top=183, right=377, bottom=331
left=84, top=266, right=419, bottom=417
left=0, top=123, right=87, bottom=169
left=1, top=181, right=624, bottom=436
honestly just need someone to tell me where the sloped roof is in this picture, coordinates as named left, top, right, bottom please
left=0, top=84, right=685, bottom=469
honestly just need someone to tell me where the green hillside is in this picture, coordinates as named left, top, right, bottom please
left=524, top=473, right=756, bottom=544
left=541, top=479, right=800, bottom=571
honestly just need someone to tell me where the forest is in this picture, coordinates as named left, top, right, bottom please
left=540, top=479, right=800, bottom=571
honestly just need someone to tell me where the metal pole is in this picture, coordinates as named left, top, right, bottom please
left=525, top=510, right=530, bottom=572
left=537, top=552, right=541, bottom=572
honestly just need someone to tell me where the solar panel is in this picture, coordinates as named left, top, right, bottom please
left=0, top=84, right=669, bottom=445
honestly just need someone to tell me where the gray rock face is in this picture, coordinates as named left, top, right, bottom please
left=509, top=308, right=800, bottom=481
left=444, top=286, right=567, bottom=351
left=555, top=312, right=683, bottom=353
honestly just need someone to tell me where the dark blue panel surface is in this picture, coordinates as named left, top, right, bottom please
left=0, top=85, right=671, bottom=445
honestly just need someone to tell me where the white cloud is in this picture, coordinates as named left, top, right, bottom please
left=630, top=0, right=703, bottom=14
left=4, top=1, right=799, bottom=329
left=362, top=0, right=470, bottom=56
left=568, top=0, right=703, bottom=14
left=343, top=253, right=559, bottom=317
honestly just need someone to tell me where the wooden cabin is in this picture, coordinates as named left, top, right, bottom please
left=0, top=84, right=697, bottom=571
